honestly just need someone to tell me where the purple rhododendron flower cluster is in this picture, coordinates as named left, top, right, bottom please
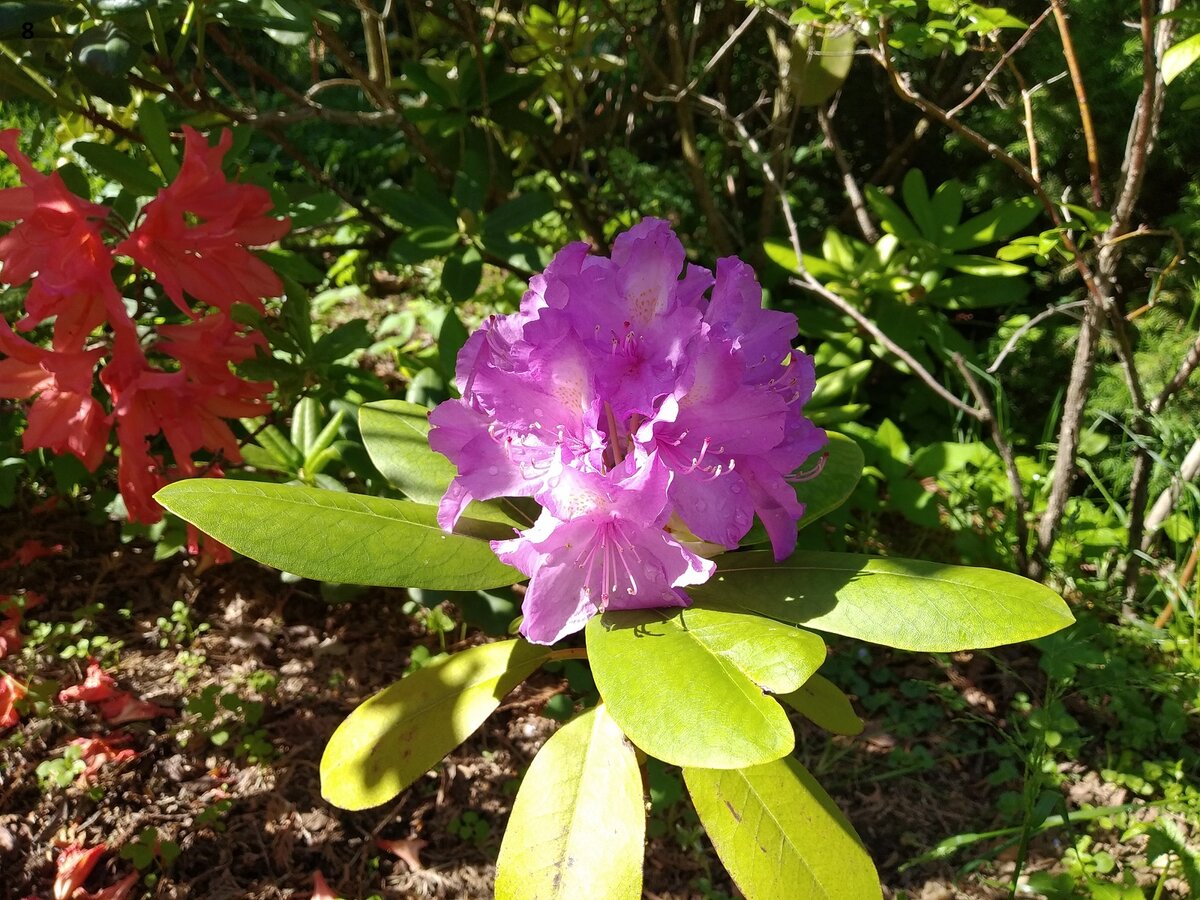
left=429, top=219, right=826, bottom=644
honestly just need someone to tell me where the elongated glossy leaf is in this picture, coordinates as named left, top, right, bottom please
left=685, top=757, right=880, bottom=900
left=321, top=640, right=549, bottom=810
left=154, top=480, right=521, bottom=590
left=693, top=550, right=1074, bottom=652
left=358, top=400, right=530, bottom=525
left=741, top=432, right=863, bottom=548
left=495, top=705, right=643, bottom=900
left=586, top=606, right=826, bottom=768
left=778, top=674, right=863, bottom=736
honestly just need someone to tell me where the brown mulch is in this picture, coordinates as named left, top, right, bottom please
left=0, top=501, right=1136, bottom=900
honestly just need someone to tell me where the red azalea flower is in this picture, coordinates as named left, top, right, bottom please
left=116, top=127, right=289, bottom=316
left=0, top=671, right=25, bottom=729
left=0, top=318, right=109, bottom=470
left=0, top=131, right=119, bottom=351
left=1, top=541, right=65, bottom=568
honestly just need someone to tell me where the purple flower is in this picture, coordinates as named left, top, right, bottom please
left=430, top=219, right=826, bottom=644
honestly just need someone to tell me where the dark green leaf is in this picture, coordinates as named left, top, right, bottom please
left=482, top=191, right=554, bottom=237
left=137, top=100, right=179, bottom=180
left=73, top=141, right=161, bottom=197
left=442, top=247, right=482, bottom=302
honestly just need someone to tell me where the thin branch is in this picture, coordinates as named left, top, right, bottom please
left=818, top=106, right=878, bottom=242
left=1005, top=59, right=1040, bottom=180
left=953, top=354, right=1032, bottom=576
left=663, top=0, right=735, bottom=255
left=987, top=300, right=1087, bottom=374
left=946, top=6, right=1054, bottom=119
left=1150, top=332, right=1200, bottom=416
left=695, top=94, right=985, bottom=421
left=1049, top=1, right=1102, bottom=207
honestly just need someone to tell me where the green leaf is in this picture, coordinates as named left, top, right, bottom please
left=321, top=639, right=550, bottom=810
left=685, top=756, right=880, bottom=900
left=72, top=23, right=138, bottom=77
left=1163, top=31, right=1200, bottom=83
left=483, top=191, right=554, bottom=237
left=73, top=141, right=161, bottom=197
left=788, top=25, right=855, bottom=107
left=902, top=170, right=938, bottom=241
left=929, top=180, right=964, bottom=237
left=865, top=186, right=922, bottom=244
left=442, top=246, right=483, bottom=301
left=154, top=479, right=521, bottom=590
left=778, top=674, right=863, bottom=735
left=438, top=309, right=470, bottom=385
left=357, top=399, right=529, bottom=525
left=809, top=360, right=872, bottom=407
left=946, top=254, right=1027, bottom=277
left=740, top=432, right=864, bottom=548
left=137, top=100, right=179, bottom=180
left=495, top=705, right=644, bottom=900
left=692, top=550, right=1074, bottom=652
left=358, top=399, right=457, bottom=505
left=946, top=197, right=1040, bottom=250
left=586, top=606, right=826, bottom=768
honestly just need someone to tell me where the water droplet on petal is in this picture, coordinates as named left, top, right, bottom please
left=488, top=465, right=499, bottom=476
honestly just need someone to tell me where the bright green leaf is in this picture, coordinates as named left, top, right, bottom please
left=685, top=756, right=880, bottom=900
left=946, top=197, right=1040, bottom=250
left=778, top=674, right=863, bottom=735
left=741, top=432, right=864, bottom=547
left=321, top=639, right=550, bottom=810
left=495, top=705, right=644, bottom=900
left=692, top=550, right=1074, bottom=652
left=154, top=479, right=521, bottom=590
left=1163, top=31, right=1200, bottom=83
left=586, top=606, right=826, bottom=768
left=357, top=399, right=529, bottom=525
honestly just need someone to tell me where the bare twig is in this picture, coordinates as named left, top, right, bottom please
left=946, top=6, right=1054, bottom=119
left=953, top=354, right=1032, bottom=575
left=663, top=0, right=735, bottom=255
left=695, top=94, right=985, bottom=421
left=1150, top=332, right=1200, bottom=416
left=987, top=301, right=1088, bottom=374
left=1005, top=59, right=1040, bottom=180
left=1049, top=1, right=1102, bottom=207
left=818, top=107, right=878, bottom=242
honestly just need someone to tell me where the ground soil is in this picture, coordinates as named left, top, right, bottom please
left=0, top=503, right=1176, bottom=900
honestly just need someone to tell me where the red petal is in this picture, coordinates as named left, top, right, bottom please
left=53, top=843, right=105, bottom=900
left=310, top=871, right=337, bottom=900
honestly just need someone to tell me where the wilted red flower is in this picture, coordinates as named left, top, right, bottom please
left=97, top=692, right=173, bottom=725
left=57, top=660, right=120, bottom=705
left=0, top=591, right=44, bottom=658
left=52, top=843, right=105, bottom=900
left=0, top=671, right=25, bottom=729
left=0, top=318, right=108, bottom=470
left=58, top=659, right=172, bottom=724
left=0, top=131, right=121, bottom=351
left=67, top=734, right=137, bottom=783
left=0, top=540, right=65, bottom=568
left=311, top=872, right=338, bottom=900
left=116, top=126, right=288, bottom=316
left=80, top=872, right=139, bottom=900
